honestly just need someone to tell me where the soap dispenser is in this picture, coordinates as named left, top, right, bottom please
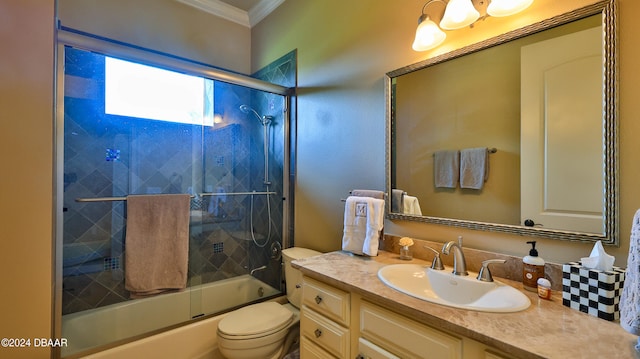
left=523, top=241, right=545, bottom=292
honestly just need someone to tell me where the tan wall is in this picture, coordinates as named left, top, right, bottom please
left=252, top=0, right=640, bottom=264
left=0, top=1, right=55, bottom=358
left=394, top=39, right=522, bottom=225
left=58, top=0, right=252, bottom=73
left=0, top=1, right=251, bottom=357
left=2, top=1, right=638, bottom=357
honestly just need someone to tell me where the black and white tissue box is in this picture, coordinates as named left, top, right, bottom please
left=562, top=261, right=626, bottom=321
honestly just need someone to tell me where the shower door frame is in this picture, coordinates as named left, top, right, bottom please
left=54, top=28, right=294, bottom=358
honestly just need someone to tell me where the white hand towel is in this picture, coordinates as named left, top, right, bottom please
left=342, top=196, right=385, bottom=256
left=403, top=195, right=422, bottom=216
left=434, top=150, right=459, bottom=188
left=621, top=209, right=640, bottom=335
left=460, top=147, right=489, bottom=190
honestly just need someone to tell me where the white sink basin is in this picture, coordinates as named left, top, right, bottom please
left=377, top=264, right=530, bottom=312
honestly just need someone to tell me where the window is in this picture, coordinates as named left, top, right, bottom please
left=105, top=57, right=214, bottom=126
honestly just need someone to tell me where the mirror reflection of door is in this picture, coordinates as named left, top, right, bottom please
left=520, top=26, right=603, bottom=233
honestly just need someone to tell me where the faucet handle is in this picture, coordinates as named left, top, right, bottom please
left=424, top=246, right=444, bottom=270
left=476, top=259, right=506, bottom=282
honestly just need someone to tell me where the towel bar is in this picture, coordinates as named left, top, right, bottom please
left=75, top=195, right=196, bottom=202
left=432, top=147, right=497, bottom=155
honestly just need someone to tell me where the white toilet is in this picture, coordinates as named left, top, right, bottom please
left=217, top=247, right=321, bottom=359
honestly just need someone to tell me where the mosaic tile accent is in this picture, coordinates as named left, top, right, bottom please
left=103, top=257, right=120, bottom=270
left=105, top=148, right=120, bottom=162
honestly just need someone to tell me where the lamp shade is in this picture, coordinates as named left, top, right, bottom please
left=412, top=15, right=447, bottom=51
left=440, top=0, right=480, bottom=30
left=487, top=0, right=534, bottom=17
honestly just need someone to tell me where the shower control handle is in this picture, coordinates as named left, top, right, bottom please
left=314, top=329, right=322, bottom=338
left=314, top=295, right=323, bottom=304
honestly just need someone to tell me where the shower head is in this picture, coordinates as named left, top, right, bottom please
left=239, top=104, right=253, bottom=114
left=239, top=104, right=272, bottom=126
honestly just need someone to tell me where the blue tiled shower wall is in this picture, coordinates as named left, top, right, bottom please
left=61, top=47, right=296, bottom=315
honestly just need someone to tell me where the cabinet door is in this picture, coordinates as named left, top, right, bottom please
left=359, top=301, right=462, bottom=359
left=358, top=337, right=401, bottom=359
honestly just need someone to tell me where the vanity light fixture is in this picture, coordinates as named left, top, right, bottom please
left=487, top=0, right=534, bottom=17
left=440, top=0, right=480, bottom=30
left=412, top=0, right=534, bottom=51
left=412, top=14, right=447, bottom=51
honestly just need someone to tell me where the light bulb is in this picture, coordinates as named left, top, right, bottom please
left=440, top=0, right=480, bottom=30
left=412, top=15, right=447, bottom=51
left=487, top=0, right=534, bottom=17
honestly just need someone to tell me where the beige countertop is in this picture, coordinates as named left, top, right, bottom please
left=292, top=250, right=638, bottom=359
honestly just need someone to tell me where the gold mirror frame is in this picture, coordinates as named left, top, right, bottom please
left=385, top=0, right=619, bottom=245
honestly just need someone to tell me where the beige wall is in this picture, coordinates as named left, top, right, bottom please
left=58, top=0, right=252, bottom=73
left=2, top=1, right=638, bottom=357
left=0, top=1, right=55, bottom=358
left=252, top=0, right=640, bottom=264
left=0, top=1, right=251, bottom=357
left=395, top=39, right=521, bottom=225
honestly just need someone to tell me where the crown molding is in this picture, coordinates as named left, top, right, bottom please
left=248, top=0, right=285, bottom=27
left=176, top=0, right=284, bottom=28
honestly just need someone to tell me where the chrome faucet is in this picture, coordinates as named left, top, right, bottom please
left=423, top=246, right=444, bottom=270
left=476, top=259, right=506, bottom=282
left=442, top=241, right=468, bottom=276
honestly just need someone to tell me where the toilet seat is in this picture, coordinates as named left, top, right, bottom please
left=218, top=302, right=293, bottom=340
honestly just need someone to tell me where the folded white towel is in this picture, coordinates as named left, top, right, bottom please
left=434, top=150, right=459, bottom=188
left=403, top=195, right=422, bottom=215
left=621, top=209, right=640, bottom=335
left=460, top=147, right=489, bottom=190
left=342, top=196, right=385, bottom=256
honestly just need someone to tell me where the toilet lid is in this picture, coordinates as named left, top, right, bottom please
left=218, top=302, right=293, bottom=337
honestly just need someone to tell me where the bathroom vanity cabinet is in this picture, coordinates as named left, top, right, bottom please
left=300, top=275, right=513, bottom=359
left=300, top=276, right=350, bottom=358
left=294, top=251, right=638, bottom=359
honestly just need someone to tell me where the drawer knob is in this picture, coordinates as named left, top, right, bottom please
left=314, top=295, right=323, bottom=304
left=314, top=328, right=322, bottom=338
left=356, top=355, right=366, bottom=359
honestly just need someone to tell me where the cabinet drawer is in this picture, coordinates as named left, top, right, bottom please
left=300, top=335, right=338, bottom=359
left=301, top=307, right=349, bottom=359
left=485, top=350, right=515, bottom=359
left=302, top=276, right=350, bottom=326
left=358, top=337, right=401, bottom=359
left=360, top=301, right=462, bottom=359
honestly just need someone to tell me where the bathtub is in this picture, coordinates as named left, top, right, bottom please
left=62, top=275, right=281, bottom=357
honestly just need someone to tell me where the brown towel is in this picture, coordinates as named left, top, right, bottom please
left=124, top=194, right=191, bottom=298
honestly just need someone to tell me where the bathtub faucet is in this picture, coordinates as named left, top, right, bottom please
left=250, top=265, right=267, bottom=275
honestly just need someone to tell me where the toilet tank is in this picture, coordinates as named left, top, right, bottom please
left=282, top=247, right=321, bottom=308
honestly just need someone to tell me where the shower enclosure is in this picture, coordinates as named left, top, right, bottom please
left=56, top=30, right=294, bottom=357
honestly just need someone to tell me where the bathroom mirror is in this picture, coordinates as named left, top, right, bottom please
left=385, top=0, right=619, bottom=245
